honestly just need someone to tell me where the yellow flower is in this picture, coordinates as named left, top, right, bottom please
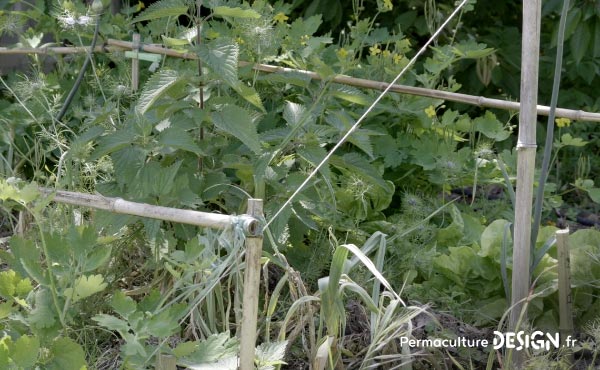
left=392, top=53, right=403, bottom=64
left=337, top=47, right=349, bottom=59
left=382, top=49, right=391, bottom=58
left=383, top=0, right=393, bottom=11
left=273, top=12, right=289, bottom=24
left=555, top=117, right=571, bottom=128
left=136, top=1, right=145, bottom=11
left=425, top=105, right=437, bottom=118
left=369, top=45, right=381, bottom=56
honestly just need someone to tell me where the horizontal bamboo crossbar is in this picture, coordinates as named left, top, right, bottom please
left=3, top=42, right=600, bottom=122
left=39, top=188, right=261, bottom=236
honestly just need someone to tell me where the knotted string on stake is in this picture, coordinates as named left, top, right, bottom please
left=264, top=0, right=471, bottom=229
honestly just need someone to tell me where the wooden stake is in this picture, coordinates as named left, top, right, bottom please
left=156, top=354, right=176, bottom=370
left=510, top=0, right=542, bottom=367
left=239, top=199, right=264, bottom=370
left=556, top=229, right=574, bottom=362
left=131, top=33, right=140, bottom=92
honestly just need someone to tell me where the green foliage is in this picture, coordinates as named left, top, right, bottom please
left=2, top=0, right=600, bottom=368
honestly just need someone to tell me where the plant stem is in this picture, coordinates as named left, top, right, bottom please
left=531, top=0, right=570, bottom=248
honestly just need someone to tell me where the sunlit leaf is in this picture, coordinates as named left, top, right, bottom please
left=212, top=104, right=261, bottom=154
left=213, top=6, right=261, bottom=19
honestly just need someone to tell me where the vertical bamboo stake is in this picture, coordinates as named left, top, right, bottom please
left=556, top=229, right=574, bottom=362
left=239, top=199, right=264, bottom=370
left=156, top=354, right=176, bottom=370
left=510, top=0, right=541, bottom=366
left=131, top=33, right=140, bottom=91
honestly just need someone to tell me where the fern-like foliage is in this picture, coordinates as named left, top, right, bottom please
left=132, top=0, right=190, bottom=23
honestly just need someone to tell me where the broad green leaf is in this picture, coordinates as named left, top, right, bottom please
left=330, top=85, right=372, bottom=106
left=111, top=291, right=137, bottom=319
left=83, top=246, right=112, bottom=272
left=11, top=335, right=39, bottom=368
left=256, top=341, right=288, bottom=369
left=133, top=0, right=188, bottom=23
left=283, top=101, right=306, bottom=127
left=122, top=333, right=147, bottom=357
left=570, top=22, right=591, bottom=64
left=329, top=153, right=390, bottom=190
left=92, top=313, right=130, bottom=333
left=157, top=127, right=205, bottom=155
left=0, top=270, right=17, bottom=297
left=67, top=225, right=98, bottom=260
left=145, top=303, right=187, bottom=337
left=91, top=129, right=137, bottom=160
left=197, top=38, right=239, bottom=88
left=47, top=337, right=87, bottom=370
left=181, top=332, right=238, bottom=364
left=161, top=35, right=190, bottom=47
left=557, top=133, right=587, bottom=147
left=29, top=289, right=57, bottom=329
left=0, top=337, right=9, bottom=368
left=9, top=237, right=46, bottom=285
left=0, top=302, right=14, bottom=319
left=137, top=69, right=184, bottom=114
left=134, top=160, right=182, bottom=197
left=479, top=219, right=512, bottom=260
left=211, top=105, right=262, bottom=154
left=585, top=188, right=600, bottom=203
left=234, top=82, right=265, bottom=112
left=297, top=143, right=331, bottom=179
left=63, top=274, right=107, bottom=303
left=213, top=6, right=261, bottom=19
left=473, top=111, right=510, bottom=141
left=173, top=341, right=199, bottom=357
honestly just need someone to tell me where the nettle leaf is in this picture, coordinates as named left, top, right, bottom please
left=211, top=105, right=262, bottom=154
left=234, top=82, right=265, bottom=112
left=256, top=341, right=288, bottom=370
left=180, top=332, right=239, bottom=365
left=91, top=129, right=137, bottom=160
left=63, top=274, right=107, bottom=303
left=297, top=143, right=331, bottom=179
left=133, top=0, right=189, bottom=23
left=157, top=127, right=205, bottom=155
left=213, top=6, right=261, bottom=19
left=137, top=69, right=185, bottom=115
left=135, top=160, right=183, bottom=197
left=283, top=101, right=313, bottom=128
left=330, top=85, right=372, bottom=106
left=197, top=38, right=239, bottom=88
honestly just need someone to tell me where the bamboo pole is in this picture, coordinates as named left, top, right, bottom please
left=0, top=46, right=110, bottom=55
left=239, top=199, right=264, bottom=370
left=131, top=33, right=140, bottom=91
left=39, top=188, right=260, bottom=235
left=556, top=229, right=574, bottom=362
left=3, top=42, right=600, bottom=122
left=156, top=354, right=176, bottom=370
left=509, top=0, right=542, bottom=367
